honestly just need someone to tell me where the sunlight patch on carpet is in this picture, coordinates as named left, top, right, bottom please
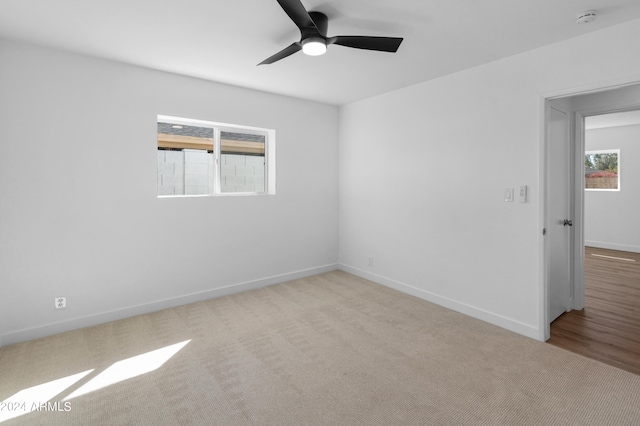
left=64, top=340, right=191, bottom=401
left=0, top=370, right=94, bottom=423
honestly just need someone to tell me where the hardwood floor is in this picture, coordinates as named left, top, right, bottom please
left=548, top=246, right=640, bottom=376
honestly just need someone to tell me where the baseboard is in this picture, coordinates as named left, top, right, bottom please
left=585, top=241, right=640, bottom=254
left=339, top=264, right=541, bottom=341
left=0, top=264, right=339, bottom=347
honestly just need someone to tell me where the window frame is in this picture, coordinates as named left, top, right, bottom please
left=157, top=115, right=275, bottom=197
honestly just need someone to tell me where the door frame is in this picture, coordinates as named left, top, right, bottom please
left=540, top=77, right=640, bottom=341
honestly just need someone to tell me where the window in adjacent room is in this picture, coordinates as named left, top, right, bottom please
left=157, top=115, right=274, bottom=197
left=585, top=149, right=619, bottom=191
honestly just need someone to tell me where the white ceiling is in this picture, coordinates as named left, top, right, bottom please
left=586, top=109, right=640, bottom=129
left=1, top=1, right=640, bottom=105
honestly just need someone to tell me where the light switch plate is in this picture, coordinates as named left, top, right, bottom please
left=504, top=188, right=514, bottom=202
left=519, top=185, right=528, bottom=203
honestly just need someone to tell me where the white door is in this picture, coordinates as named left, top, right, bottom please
left=547, top=105, right=572, bottom=323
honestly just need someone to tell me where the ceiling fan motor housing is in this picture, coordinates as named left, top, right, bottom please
left=307, top=11, right=328, bottom=38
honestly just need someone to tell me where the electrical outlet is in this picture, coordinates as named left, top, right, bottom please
left=368, top=257, right=374, bottom=267
left=55, top=297, right=66, bottom=309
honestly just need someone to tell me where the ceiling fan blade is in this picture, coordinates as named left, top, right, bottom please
left=258, top=42, right=302, bottom=65
left=328, top=36, right=403, bottom=52
left=276, top=0, right=318, bottom=32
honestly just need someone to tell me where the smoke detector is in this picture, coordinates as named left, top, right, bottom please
left=576, top=10, right=597, bottom=24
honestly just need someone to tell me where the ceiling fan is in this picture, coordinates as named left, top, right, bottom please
left=258, top=0, right=404, bottom=65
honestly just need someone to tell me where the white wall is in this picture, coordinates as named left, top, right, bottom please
left=0, top=40, right=339, bottom=346
left=339, top=18, right=640, bottom=340
left=585, top=124, right=640, bottom=252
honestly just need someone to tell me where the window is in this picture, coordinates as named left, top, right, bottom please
left=585, top=149, right=619, bottom=191
left=157, top=115, right=274, bottom=197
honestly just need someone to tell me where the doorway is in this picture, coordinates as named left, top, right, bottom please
left=544, top=83, right=640, bottom=335
left=544, top=85, right=640, bottom=374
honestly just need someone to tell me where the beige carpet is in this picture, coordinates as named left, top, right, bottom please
left=1, top=271, right=640, bottom=425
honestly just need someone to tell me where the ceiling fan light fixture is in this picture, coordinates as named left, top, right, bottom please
left=302, top=37, right=326, bottom=56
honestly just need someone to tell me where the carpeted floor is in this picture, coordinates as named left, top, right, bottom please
left=1, top=270, right=640, bottom=425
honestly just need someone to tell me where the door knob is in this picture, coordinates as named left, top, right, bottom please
left=563, top=219, right=573, bottom=227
